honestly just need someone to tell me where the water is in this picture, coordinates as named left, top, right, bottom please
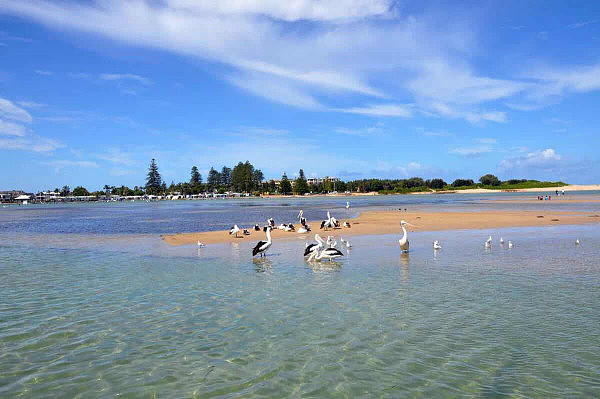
left=1, top=195, right=600, bottom=397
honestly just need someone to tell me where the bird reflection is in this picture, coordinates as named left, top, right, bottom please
left=307, top=260, right=343, bottom=272
left=399, top=252, right=410, bottom=282
left=253, top=257, right=273, bottom=273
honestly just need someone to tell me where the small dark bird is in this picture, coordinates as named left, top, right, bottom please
left=243, top=229, right=251, bottom=235
left=254, top=224, right=260, bottom=231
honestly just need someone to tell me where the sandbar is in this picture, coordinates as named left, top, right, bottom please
left=162, top=209, right=600, bottom=246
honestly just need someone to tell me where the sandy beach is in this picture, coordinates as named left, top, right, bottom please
left=162, top=209, right=600, bottom=246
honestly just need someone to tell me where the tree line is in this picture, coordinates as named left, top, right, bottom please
left=48, top=158, right=565, bottom=197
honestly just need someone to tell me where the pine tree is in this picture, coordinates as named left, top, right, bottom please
left=145, top=158, right=162, bottom=195
left=280, top=172, right=292, bottom=194
left=294, top=169, right=308, bottom=195
left=220, top=166, right=232, bottom=188
left=207, top=167, right=221, bottom=191
left=190, top=166, right=201, bottom=185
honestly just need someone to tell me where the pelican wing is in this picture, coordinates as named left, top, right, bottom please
left=252, top=240, right=267, bottom=256
left=304, top=243, right=318, bottom=256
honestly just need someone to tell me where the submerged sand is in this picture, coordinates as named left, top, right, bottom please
left=162, top=209, right=600, bottom=246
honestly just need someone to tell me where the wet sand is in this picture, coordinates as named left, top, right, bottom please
left=162, top=209, right=600, bottom=246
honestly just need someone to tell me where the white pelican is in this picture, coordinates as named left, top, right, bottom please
left=433, top=240, right=441, bottom=250
left=229, top=224, right=240, bottom=238
left=399, top=220, right=414, bottom=253
left=500, top=237, right=504, bottom=245
left=252, top=227, right=272, bottom=257
left=508, top=241, right=513, bottom=249
left=346, top=201, right=350, bottom=209
left=304, top=234, right=324, bottom=257
left=197, top=241, right=205, bottom=247
left=576, top=239, right=580, bottom=246
left=308, top=246, right=344, bottom=262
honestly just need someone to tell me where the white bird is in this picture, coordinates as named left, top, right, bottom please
left=576, top=239, right=580, bottom=246
left=277, top=223, right=286, bottom=230
left=197, top=241, right=205, bottom=247
left=326, top=235, right=339, bottom=248
left=320, top=211, right=334, bottom=230
left=508, top=240, right=514, bottom=249
left=486, top=236, right=492, bottom=245
left=298, top=227, right=308, bottom=233
left=304, top=234, right=324, bottom=257
left=340, top=237, right=352, bottom=248
left=252, top=227, right=272, bottom=257
left=309, top=246, right=344, bottom=262
left=500, top=237, right=504, bottom=245
left=229, top=224, right=240, bottom=238
left=297, top=210, right=304, bottom=221
left=485, top=241, right=491, bottom=249
left=346, top=201, right=350, bottom=209
left=433, top=240, right=441, bottom=250
left=343, top=221, right=351, bottom=228
left=399, top=220, right=413, bottom=253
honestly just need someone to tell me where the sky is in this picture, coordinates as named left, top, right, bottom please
left=1, top=0, right=599, bottom=192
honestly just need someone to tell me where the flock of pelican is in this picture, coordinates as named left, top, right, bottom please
left=207, top=201, right=583, bottom=261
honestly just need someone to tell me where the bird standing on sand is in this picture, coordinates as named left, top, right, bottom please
left=252, top=227, right=272, bottom=257
left=399, top=220, right=413, bottom=253
left=229, top=224, right=240, bottom=238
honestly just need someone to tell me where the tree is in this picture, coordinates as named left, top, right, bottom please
left=252, top=169, right=264, bottom=191
left=72, top=186, right=89, bottom=196
left=451, top=179, right=475, bottom=187
left=207, top=167, right=221, bottom=191
left=294, top=169, right=309, bottom=195
left=428, top=178, right=447, bottom=189
left=145, top=158, right=162, bottom=195
left=220, top=166, right=232, bottom=188
left=61, top=185, right=70, bottom=197
left=190, top=166, right=201, bottom=185
left=479, top=174, right=501, bottom=186
left=280, top=172, right=292, bottom=194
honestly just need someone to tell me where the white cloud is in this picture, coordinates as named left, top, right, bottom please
left=334, top=124, right=385, bottom=137
left=570, top=19, right=600, bottom=29
left=0, top=119, right=26, bottom=136
left=34, top=69, right=52, bottom=75
left=499, top=148, right=562, bottom=171
left=95, top=148, right=138, bottom=166
left=338, top=103, right=413, bottom=117
left=100, top=73, right=153, bottom=85
left=16, top=100, right=47, bottom=108
left=46, top=160, right=99, bottom=169
left=0, top=135, right=63, bottom=153
left=448, top=145, right=493, bottom=156
left=0, top=97, right=32, bottom=123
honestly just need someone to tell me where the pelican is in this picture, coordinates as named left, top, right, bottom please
left=312, top=247, right=344, bottom=262
left=486, top=236, right=492, bottom=245
left=485, top=240, right=491, bottom=249
left=304, top=234, right=324, bottom=257
left=252, top=227, right=272, bottom=257
left=399, top=220, right=413, bottom=253
left=284, top=224, right=295, bottom=232
left=320, top=211, right=334, bottom=230
left=268, top=218, right=275, bottom=228
left=297, top=210, right=304, bottom=221
left=326, top=235, right=338, bottom=248
left=197, top=241, right=205, bottom=247
left=254, top=224, right=261, bottom=231
left=500, top=237, right=504, bottom=245
left=229, top=224, right=240, bottom=238
left=433, top=240, right=441, bottom=250
left=346, top=201, right=350, bottom=209
left=576, top=239, right=580, bottom=246
left=508, top=240, right=513, bottom=249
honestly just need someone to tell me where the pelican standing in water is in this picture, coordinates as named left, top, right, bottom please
left=399, top=220, right=414, bottom=253
left=229, top=224, right=240, bottom=238
left=252, top=227, right=272, bottom=257
left=508, top=240, right=514, bottom=249
left=304, top=234, right=324, bottom=257
left=500, top=237, right=504, bottom=245
left=346, top=201, right=350, bottom=210
left=308, top=246, right=344, bottom=262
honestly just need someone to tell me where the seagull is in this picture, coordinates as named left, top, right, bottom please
left=346, top=201, right=350, bottom=210
left=284, top=224, right=295, bottom=232
left=486, top=236, right=492, bottom=245
left=485, top=240, right=491, bottom=249
left=252, top=227, right=273, bottom=257
left=340, top=237, right=352, bottom=248
left=576, top=239, right=580, bottom=246
left=229, top=224, right=240, bottom=238
left=399, top=220, right=414, bottom=253
left=508, top=240, right=514, bottom=249
left=197, top=241, right=205, bottom=247
left=277, top=223, right=287, bottom=230
left=500, top=237, right=504, bottom=245
left=433, top=240, right=441, bottom=250
left=254, top=224, right=261, bottom=231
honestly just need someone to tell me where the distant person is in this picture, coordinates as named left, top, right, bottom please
left=562, top=189, right=565, bottom=196
left=555, top=190, right=558, bottom=196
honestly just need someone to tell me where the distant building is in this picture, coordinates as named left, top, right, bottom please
left=14, top=194, right=32, bottom=204
left=0, top=190, right=25, bottom=203
left=36, top=191, right=61, bottom=202
left=306, top=176, right=339, bottom=185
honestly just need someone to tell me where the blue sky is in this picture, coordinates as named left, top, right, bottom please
left=1, top=0, right=599, bottom=192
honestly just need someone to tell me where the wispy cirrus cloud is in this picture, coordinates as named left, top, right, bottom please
left=34, top=69, right=52, bottom=76
left=0, top=119, right=26, bottom=136
left=45, top=159, right=99, bottom=171
left=16, top=100, right=47, bottom=108
left=449, top=137, right=497, bottom=156
left=338, top=103, right=413, bottom=118
left=570, top=19, right=600, bottom=29
left=0, top=97, right=32, bottom=123
left=100, top=73, right=153, bottom=85
left=0, top=135, right=63, bottom=153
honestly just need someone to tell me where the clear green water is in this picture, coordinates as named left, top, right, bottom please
left=1, top=225, right=599, bottom=397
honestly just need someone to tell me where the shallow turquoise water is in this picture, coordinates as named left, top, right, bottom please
left=1, top=224, right=599, bottom=397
